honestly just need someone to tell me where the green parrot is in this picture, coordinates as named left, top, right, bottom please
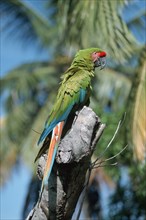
left=36, top=48, right=106, bottom=195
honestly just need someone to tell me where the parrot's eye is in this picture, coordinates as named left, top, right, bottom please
left=91, top=51, right=106, bottom=69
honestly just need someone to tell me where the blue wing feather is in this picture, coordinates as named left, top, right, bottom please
left=38, top=89, right=86, bottom=145
left=80, top=88, right=86, bottom=103
left=38, top=104, right=74, bottom=144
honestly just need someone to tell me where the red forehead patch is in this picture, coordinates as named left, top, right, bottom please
left=98, top=51, right=106, bottom=57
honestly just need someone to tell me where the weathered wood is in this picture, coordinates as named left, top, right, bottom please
left=26, top=106, right=105, bottom=220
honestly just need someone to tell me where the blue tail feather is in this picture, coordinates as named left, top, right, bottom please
left=38, top=89, right=86, bottom=145
left=38, top=104, right=74, bottom=145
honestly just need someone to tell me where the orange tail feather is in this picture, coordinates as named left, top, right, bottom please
left=42, top=121, right=64, bottom=185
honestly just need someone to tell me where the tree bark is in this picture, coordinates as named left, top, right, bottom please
left=26, top=106, right=105, bottom=220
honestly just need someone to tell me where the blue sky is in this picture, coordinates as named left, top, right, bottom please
left=0, top=162, right=32, bottom=220
left=0, top=1, right=145, bottom=220
left=0, top=0, right=49, bottom=76
left=0, top=2, right=49, bottom=219
left=1, top=31, right=48, bottom=76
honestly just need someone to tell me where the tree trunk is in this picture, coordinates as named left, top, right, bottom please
left=26, top=106, right=105, bottom=220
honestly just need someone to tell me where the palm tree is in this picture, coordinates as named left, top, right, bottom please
left=0, top=0, right=145, bottom=218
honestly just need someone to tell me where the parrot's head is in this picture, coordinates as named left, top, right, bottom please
left=73, top=48, right=106, bottom=70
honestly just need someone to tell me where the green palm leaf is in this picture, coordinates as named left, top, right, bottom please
left=126, top=47, right=146, bottom=161
left=0, top=0, right=51, bottom=47
left=51, top=0, right=137, bottom=62
left=0, top=59, right=71, bottom=183
left=132, top=52, right=146, bottom=161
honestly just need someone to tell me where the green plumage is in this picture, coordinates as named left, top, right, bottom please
left=45, top=48, right=101, bottom=126
left=47, top=69, right=93, bottom=124
left=37, top=48, right=106, bottom=154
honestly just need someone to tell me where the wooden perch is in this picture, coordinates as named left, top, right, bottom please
left=26, top=106, right=106, bottom=220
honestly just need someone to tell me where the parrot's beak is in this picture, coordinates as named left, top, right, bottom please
left=94, top=57, right=106, bottom=69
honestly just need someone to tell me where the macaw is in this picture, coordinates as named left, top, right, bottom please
left=36, top=48, right=106, bottom=196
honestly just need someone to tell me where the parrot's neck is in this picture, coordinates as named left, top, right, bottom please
left=60, top=60, right=95, bottom=85
left=71, top=59, right=95, bottom=72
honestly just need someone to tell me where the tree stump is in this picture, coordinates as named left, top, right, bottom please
left=26, top=106, right=105, bottom=220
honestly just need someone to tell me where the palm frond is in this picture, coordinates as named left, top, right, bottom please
left=132, top=53, right=146, bottom=161
left=91, top=67, right=131, bottom=111
left=22, top=96, right=54, bottom=169
left=0, top=0, right=51, bottom=47
left=0, top=62, right=60, bottom=111
left=126, top=47, right=146, bottom=161
left=0, top=117, right=18, bottom=185
left=51, top=0, right=137, bottom=62
left=0, top=59, right=72, bottom=180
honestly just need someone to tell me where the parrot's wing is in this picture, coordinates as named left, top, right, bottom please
left=38, top=70, right=91, bottom=144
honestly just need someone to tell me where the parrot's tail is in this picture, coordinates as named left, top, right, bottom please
left=38, top=121, right=64, bottom=204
